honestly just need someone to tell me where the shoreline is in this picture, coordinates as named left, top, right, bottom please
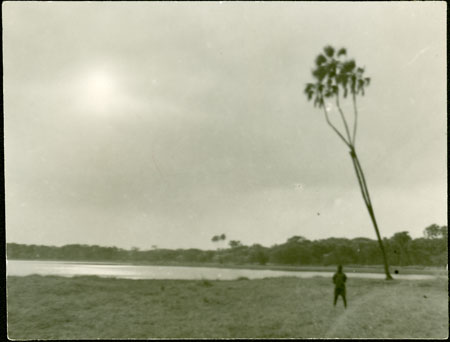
left=7, top=258, right=446, bottom=275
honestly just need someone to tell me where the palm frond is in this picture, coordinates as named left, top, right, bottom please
left=324, top=45, right=335, bottom=58
left=342, top=60, right=356, bottom=73
left=337, top=48, right=347, bottom=57
left=315, top=54, right=327, bottom=66
left=312, top=67, right=327, bottom=82
left=343, top=87, right=348, bottom=98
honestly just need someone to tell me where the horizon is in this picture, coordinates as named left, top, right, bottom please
left=4, top=2, right=447, bottom=250
left=6, top=225, right=444, bottom=251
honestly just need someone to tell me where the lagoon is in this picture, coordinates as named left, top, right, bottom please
left=6, top=259, right=438, bottom=280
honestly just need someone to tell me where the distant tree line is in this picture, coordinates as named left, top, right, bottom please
left=6, top=224, right=447, bottom=267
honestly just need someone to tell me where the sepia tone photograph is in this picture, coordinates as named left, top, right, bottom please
left=4, top=1, right=447, bottom=339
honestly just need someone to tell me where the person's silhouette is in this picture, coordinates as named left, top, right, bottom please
left=333, top=265, right=347, bottom=308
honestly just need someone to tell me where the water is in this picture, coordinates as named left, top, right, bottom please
left=6, top=260, right=438, bottom=281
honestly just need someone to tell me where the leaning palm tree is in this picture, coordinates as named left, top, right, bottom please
left=304, top=45, right=393, bottom=280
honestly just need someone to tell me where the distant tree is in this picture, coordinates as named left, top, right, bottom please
left=248, top=244, right=269, bottom=265
left=180, top=248, right=204, bottom=263
left=351, top=238, right=380, bottom=265
left=441, top=226, right=448, bottom=241
left=304, top=45, right=393, bottom=280
left=423, top=224, right=447, bottom=240
left=408, top=238, right=433, bottom=265
left=229, top=240, right=242, bottom=248
left=423, top=225, right=447, bottom=266
left=287, top=236, right=307, bottom=244
left=211, top=234, right=227, bottom=250
left=6, top=225, right=446, bottom=267
left=390, top=231, right=412, bottom=266
left=268, top=236, right=310, bottom=265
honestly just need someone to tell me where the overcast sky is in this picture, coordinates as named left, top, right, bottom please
left=4, top=2, right=447, bottom=250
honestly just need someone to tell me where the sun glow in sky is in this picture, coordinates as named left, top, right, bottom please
left=76, top=68, right=119, bottom=114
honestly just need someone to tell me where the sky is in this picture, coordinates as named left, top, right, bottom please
left=3, top=2, right=447, bottom=250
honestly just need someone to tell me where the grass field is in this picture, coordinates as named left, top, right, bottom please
left=7, top=275, right=448, bottom=339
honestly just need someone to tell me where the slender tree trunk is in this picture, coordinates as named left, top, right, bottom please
left=349, top=148, right=393, bottom=280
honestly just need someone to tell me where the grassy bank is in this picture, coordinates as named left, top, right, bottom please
left=7, top=275, right=448, bottom=339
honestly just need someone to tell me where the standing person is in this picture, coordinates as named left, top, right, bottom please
left=333, top=265, right=347, bottom=308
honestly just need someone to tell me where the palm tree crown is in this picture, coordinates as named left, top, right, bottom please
left=304, top=45, right=370, bottom=108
